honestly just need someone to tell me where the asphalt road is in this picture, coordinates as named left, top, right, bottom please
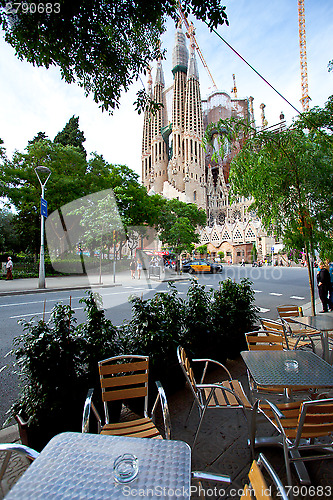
left=0, top=266, right=314, bottom=427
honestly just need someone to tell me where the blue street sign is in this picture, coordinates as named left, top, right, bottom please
left=271, top=246, right=274, bottom=252
left=41, top=198, right=48, bottom=218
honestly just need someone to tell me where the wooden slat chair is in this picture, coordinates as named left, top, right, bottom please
left=82, top=355, right=171, bottom=439
left=260, top=317, right=316, bottom=352
left=245, top=330, right=284, bottom=351
left=177, top=346, right=252, bottom=449
left=251, top=398, right=333, bottom=490
left=192, top=453, right=288, bottom=500
left=244, top=330, right=292, bottom=402
left=277, top=305, right=320, bottom=346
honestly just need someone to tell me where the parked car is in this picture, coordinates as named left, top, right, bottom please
left=181, top=259, right=223, bottom=274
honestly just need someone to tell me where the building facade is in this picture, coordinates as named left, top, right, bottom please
left=141, top=25, right=275, bottom=263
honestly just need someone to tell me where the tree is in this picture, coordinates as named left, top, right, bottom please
left=0, top=208, right=19, bottom=253
left=0, top=139, right=88, bottom=255
left=196, top=244, right=207, bottom=256
left=28, top=132, right=49, bottom=145
left=0, top=0, right=228, bottom=112
left=211, top=97, right=333, bottom=314
left=54, top=116, right=86, bottom=157
left=157, top=198, right=207, bottom=271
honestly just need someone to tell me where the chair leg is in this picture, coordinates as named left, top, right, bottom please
left=283, top=439, right=294, bottom=498
left=185, top=400, right=196, bottom=428
left=192, top=408, right=207, bottom=449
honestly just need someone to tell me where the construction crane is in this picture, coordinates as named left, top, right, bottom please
left=231, top=73, right=237, bottom=98
left=298, top=0, right=310, bottom=111
left=177, top=2, right=218, bottom=91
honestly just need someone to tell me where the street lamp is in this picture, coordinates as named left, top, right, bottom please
left=35, top=166, right=51, bottom=288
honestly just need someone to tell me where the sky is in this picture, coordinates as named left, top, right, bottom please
left=0, top=0, right=332, bottom=179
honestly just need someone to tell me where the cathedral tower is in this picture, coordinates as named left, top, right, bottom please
left=183, top=30, right=206, bottom=209
left=141, top=68, right=153, bottom=190
left=169, top=26, right=188, bottom=192
left=151, top=60, right=168, bottom=193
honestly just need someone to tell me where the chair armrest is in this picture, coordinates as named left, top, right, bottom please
left=257, top=454, right=289, bottom=500
left=192, top=358, right=232, bottom=382
left=151, top=381, right=171, bottom=439
left=0, top=444, right=39, bottom=482
left=191, top=471, right=232, bottom=484
left=82, top=388, right=102, bottom=434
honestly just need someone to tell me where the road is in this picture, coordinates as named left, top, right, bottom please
left=0, top=266, right=314, bottom=426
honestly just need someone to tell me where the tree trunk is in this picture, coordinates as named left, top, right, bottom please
left=305, top=245, right=316, bottom=315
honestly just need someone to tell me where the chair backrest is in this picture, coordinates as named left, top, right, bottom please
left=177, top=346, right=200, bottom=402
left=295, top=398, right=333, bottom=444
left=242, top=453, right=288, bottom=500
left=98, top=355, right=149, bottom=420
left=192, top=453, right=288, bottom=500
left=245, top=330, right=284, bottom=351
left=260, top=318, right=285, bottom=334
left=277, top=304, right=303, bottom=320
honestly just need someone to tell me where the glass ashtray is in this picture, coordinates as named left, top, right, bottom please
left=113, top=453, right=139, bottom=483
left=284, top=359, right=299, bottom=372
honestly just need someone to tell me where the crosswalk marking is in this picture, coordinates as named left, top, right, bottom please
left=258, top=307, right=270, bottom=313
left=290, top=296, right=305, bottom=300
left=253, top=290, right=262, bottom=293
left=269, top=292, right=283, bottom=296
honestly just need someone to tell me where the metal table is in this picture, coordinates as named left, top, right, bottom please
left=5, top=432, right=191, bottom=499
left=241, top=350, right=333, bottom=485
left=290, top=315, right=333, bottom=363
left=241, top=350, right=333, bottom=390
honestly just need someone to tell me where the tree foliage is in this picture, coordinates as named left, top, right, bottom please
left=54, top=115, right=86, bottom=157
left=208, top=96, right=333, bottom=313
left=0, top=0, right=228, bottom=112
left=157, top=198, right=207, bottom=255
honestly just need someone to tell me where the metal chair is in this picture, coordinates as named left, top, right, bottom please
left=245, top=329, right=284, bottom=351
left=251, top=397, right=333, bottom=491
left=192, top=453, right=288, bottom=499
left=0, top=443, right=39, bottom=495
left=261, top=316, right=316, bottom=352
left=177, top=346, right=252, bottom=449
left=82, top=355, right=171, bottom=439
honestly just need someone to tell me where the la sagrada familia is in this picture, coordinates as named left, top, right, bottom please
left=141, top=25, right=277, bottom=264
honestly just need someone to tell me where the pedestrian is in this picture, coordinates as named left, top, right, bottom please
left=241, top=258, right=245, bottom=267
left=137, top=259, right=143, bottom=280
left=6, top=256, right=13, bottom=280
left=317, top=262, right=331, bottom=313
left=328, top=261, right=333, bottom=311
left=130, top=259, right=136, bottom=279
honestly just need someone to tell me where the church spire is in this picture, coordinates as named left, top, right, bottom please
left=172, top=25, right=189, bottom=75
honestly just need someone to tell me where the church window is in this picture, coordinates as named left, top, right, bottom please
left=202, top=233, right=209, bottom=243
left=245, top=228, right=256, bottom=241
left=222, top=231, right=230, bottom=240
left=234, top=229, right=242, bottom=240
left=212, top=232, right=220, bottom=243
left=193, top=191, right=197, bottom=201
left=218, top=212, right=226, bottom=225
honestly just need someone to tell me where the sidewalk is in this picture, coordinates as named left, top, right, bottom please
left=2, top=358, right=333, bottom=499
left=0, top=269, right=192, bottom=297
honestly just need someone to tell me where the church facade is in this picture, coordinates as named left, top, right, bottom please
left=141, top=26, right=275, bottom=263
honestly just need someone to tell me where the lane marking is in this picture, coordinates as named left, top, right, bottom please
left=290, top=296, right=305, bottom=300
left=10, top=307, right=84, bottom=319
left=258, top=307, right=270, bottom=313
left=269, top=293, right=283, bottom=296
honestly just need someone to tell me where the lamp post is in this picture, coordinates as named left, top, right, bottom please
left=35, top=166, right=51, bottom=289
